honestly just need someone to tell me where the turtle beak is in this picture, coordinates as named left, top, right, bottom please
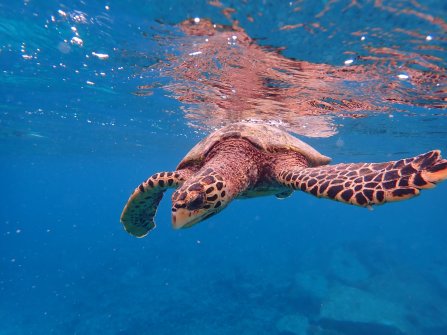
left=172, top=208, right=207, bottom=229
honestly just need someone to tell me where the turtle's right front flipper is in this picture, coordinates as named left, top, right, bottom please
left=121, top=170, right=191, bottom=237
left=276, top=150, right=447, bottom=207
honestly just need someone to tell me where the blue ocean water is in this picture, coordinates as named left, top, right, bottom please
left=1, top=1, right=447, bottom=334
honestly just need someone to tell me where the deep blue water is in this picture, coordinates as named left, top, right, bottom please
left=1, top=1, right=447, bottom=334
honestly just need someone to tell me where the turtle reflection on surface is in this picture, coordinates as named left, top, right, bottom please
left=136, top=18, right=446, bottom=137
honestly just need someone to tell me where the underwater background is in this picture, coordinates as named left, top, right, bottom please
left=1, top=0, right=447, bottom=334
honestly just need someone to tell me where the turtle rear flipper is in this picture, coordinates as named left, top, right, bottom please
left=121, top=170, right=191, bottom=237
left=277, top=150, right=447, bottom=206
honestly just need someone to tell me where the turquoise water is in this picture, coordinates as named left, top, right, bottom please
left=1, top=1, right=447, bottom=334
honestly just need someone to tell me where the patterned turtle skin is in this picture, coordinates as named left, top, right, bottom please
left=121, top=122, right=447, bottom=238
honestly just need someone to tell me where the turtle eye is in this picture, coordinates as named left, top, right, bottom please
left=186, top=192, right=205, bottom=210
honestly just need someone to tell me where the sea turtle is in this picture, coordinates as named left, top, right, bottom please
left=121, top=122, right=447, bottom=237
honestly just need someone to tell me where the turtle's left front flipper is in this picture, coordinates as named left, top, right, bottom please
left=276, top=150, right=447, bottom=206
left=121, top=170, right=191, bottom=238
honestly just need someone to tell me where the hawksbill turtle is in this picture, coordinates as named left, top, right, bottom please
left=121, top=122, right=447, bottom=237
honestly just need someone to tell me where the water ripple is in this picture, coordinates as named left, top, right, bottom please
left=136, top=1, right=446, bottom=137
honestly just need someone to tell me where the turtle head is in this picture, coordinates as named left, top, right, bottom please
left=171, top=171, right=229, bottom=229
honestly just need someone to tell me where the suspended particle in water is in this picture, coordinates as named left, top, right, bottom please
left=57, top=9, right=67, bottom=17
left=71, top=36, right=83, bottom=46
left=344, top=59, right=353, bottom=65
left=72, top=13, right=87, bottom=24
left=91, top=52, right=109, bottom=60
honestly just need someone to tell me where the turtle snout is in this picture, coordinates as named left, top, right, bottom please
left=171, top=186, right=210, bottom=229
